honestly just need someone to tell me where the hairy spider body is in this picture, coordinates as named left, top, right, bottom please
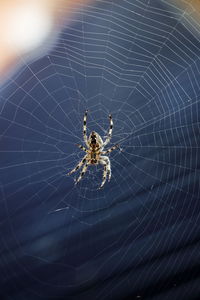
left=67, top=111, right=119, bottom=188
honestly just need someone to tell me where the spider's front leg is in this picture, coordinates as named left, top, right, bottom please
left=67, top=154, right=87, bottom=176
left=101, top=144, right=119, bottom=155
left=99, top=156, right=111, bottom=189
left=83, top=110, right=89, bottom=148
left=103, top=114, right=113, bottom=147
left=76, top=144, right=88, bottom=152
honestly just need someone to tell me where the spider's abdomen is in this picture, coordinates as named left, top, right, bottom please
left=89, top=131, right=103, bottom=150
left=90, top=131, right=97, bottom=148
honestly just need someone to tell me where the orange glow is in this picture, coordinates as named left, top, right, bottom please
left=186, top=0, right=200, bottom=11
left=170, top=0, right=200, bottom=17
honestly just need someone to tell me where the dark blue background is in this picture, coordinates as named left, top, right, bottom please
left=1, top=0, right=200, bottom=299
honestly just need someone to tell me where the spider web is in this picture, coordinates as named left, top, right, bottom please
left=1, top=0, right=200, bottom=299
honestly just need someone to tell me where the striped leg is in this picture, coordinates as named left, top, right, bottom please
left=75, top=162, right=89, bottom=184
left=103, top=114, right=113, bottom=147
left=67, top=155, right=87, bottom=176
left=83, top=110, right=89, bottom=147
left=101, top=144, right=119, bottom=155
left=76, top=144, right=88, bottom=152
left=99, top=156, right=111, bottom=188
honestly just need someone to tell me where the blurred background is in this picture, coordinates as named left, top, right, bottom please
left=1, top=0, right=200, bottom=299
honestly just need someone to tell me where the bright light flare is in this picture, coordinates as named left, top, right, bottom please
left=0, top=0, right=94, bottom=78
left=5, top=3, right=52, bottom=54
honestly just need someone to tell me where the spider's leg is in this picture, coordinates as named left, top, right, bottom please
left=100, top=163, right=108, bottom=189
left=67, top=155, right=87, bottom=176
left=103, top=114, right=113, bottom=147
left=99, top=156, right=111, bottom=188
left=75, top=162, right=89, bottom=184
left=83, top=110, right=89, bottom=148
left=76, top=144, right=88, bottom=152
left=102, top=156, right=111, bottom=181
left=101, top=144, right=119, bottom=155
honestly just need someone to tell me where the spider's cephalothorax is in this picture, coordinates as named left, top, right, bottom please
left=67, top=111, right=119, bottom=188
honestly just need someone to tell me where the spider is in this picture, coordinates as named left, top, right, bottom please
left=67, top=110, right=119, bottom=188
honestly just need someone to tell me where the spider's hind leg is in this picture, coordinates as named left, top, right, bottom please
left=75, top=163, right=89, bottom=184
left=67, top=155, right=87, bottom=176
